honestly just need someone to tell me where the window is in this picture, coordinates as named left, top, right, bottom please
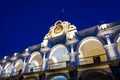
left=49, top=44, right=69, bottom=69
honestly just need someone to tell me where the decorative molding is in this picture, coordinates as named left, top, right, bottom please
left=44, top=20, right=77, bottom=40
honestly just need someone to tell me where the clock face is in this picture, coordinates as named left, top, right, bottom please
left=54, top=23, right=63, bottom=34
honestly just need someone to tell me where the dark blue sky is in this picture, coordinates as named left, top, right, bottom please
left=0, top=0, right=120, bottom=58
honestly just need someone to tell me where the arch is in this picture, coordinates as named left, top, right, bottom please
left=14, top=59, right=23, bottom=73
left=25, top=51, right=42, bottom=72
left=47, top=73, right=69, bottom=80
left=114, top=33, right=120, bottom=43
left=77, top=37, right=106, bottom=64
left=4, top=62, right=12, bottom=69
left=117, top=40, right=120, bottom=53
left=49, top=44, right=69, bottom=69
left=50, top=75, right=68, bottom=80
left=28, top=51, right=42, bottom=64
left=49, top=56, right=58, bottom=65
left=78, top=37, right=104, bottom=50
left=51, top=56, right=58, bottom=63
left=49, top=56, right=59, bottom=69
left=0, top=64, right=2, bottom=73
left=14, top=59, right=23, bottom=67
left=30, top=60, right=40, bottom=67
left=3, top=62, right=12, bottom=76
left=49, top=44, right=69, bottom=59
left=115, top=33, right=120, bottom=53
left=117, top=37, right=120, bottom=43
left=79, top=69, right=114, bottom=80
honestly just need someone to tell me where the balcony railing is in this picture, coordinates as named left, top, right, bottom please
left=0, top=53, right=119, bottom=78
left=49, top=54, right=107, bottom=70
left=0, top=69, right=11, bottom=77
left=11, top=69, right=22, bottom=76
left=24, top=65, right=42, bottom=74
left=79, top=54, right=107, bottom=65
left=49, top=60, right=69, bottom=70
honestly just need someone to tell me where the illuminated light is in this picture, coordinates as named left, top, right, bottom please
left=25, top=48, right=29, bottom=52
left=4, top=56, right=8, bottom=59
left=14, top=52, right=18, bottom=56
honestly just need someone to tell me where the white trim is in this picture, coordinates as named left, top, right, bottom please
left=28, top=51, right=42, bottom=63
left=4, top=62, right=12, bottom=69
left=117, top=37, right=120, bottom=43
left=31, top=60, right=39, bottom=66
left=14, top=59, right=23, bottom=67
left=51, top=56, right=58, bottom=63
left=78, top=37, right=103, bottom=58
left=79, top=37, right=102, bottom=50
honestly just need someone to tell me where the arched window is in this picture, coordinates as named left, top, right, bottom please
left=49, top=44, right=69, bottom=69
left=26, top=51, right=42, bottom=72
left=78, top=37, right=106, bottom=64
left=14, top=59, right=23, bottom=75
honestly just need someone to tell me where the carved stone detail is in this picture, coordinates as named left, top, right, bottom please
left=44, top=20, right=77, bottom=40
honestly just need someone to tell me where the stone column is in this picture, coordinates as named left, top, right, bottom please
left=21, top=56, right=27, bottom=73
left=10, top=53, right=18, bottom=76
left=70, top=44, right=76, bottom=62
left=21, top=48, right=30, bottom=73
left=97, top=23, right=120, bottom=60
left=42, top=55, right=49, bottom=71
left=104, top=34, right=120, bottom=60
left=40, top=39, right=50, bottom=71
left=66, top=36, right=79, bottom=66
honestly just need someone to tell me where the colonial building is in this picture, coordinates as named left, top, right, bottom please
left=0, top=20, right=120, bottom=80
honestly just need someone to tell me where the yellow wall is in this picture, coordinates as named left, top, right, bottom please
left=79, top=39, right=107, bottom=64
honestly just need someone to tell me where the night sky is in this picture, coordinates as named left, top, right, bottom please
left=0, top=0, right=120, bottom=58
